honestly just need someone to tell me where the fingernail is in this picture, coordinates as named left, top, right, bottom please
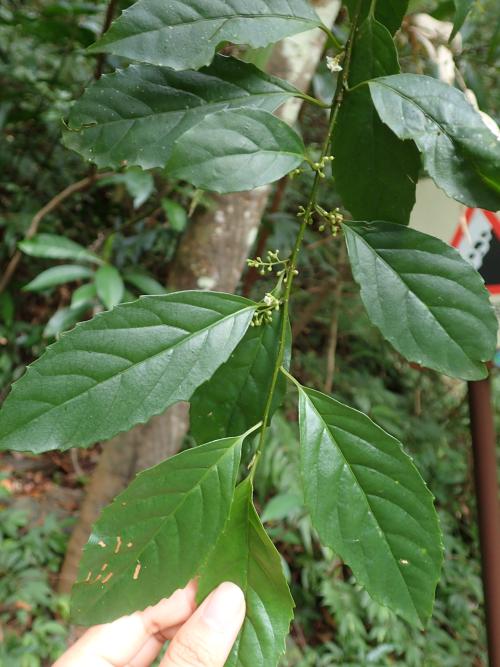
left=202, top=582, right=245, bottom=631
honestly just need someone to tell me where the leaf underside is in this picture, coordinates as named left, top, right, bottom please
left=342, top=220, right=497, bottom=380
left=89, top=0, right=322, bottom=70
left=0, top=291, right=256, bottom=453
left=71, top=435, right=244, bottom=624
left=198, top=479, right=294, bottom=667
left=299, top=386, right=443, bottom=627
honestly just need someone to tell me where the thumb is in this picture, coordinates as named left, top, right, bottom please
left=161, top=582, right=245, bottom=667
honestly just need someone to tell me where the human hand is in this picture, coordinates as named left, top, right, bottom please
left=53, top=581, right=245, bottom=667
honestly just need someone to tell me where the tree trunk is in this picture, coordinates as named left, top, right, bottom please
left=58, top=0, right=340, bottom=594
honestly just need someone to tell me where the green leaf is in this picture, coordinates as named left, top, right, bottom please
left=95, top=265, right=125, bottom=309
left=166, top=109, right=305, bottom=193
left=332, top=18, right=419, bottom=224
left=190, top=313, right=289, bottom=444
left=71, top=283, right=97, bottom=308
left=89, top=0, right=322, bottom=69
left=198, top=479, right=294, bottom=667
left=43, top=304, right=90, bottom=339
left=18, top=234, right=101, bottom=264
left=369, top=74, right=500, bottom=210
left=261, top=492, right=303, bottom=523
left=298, top=385, right=443, bottom=627
left=375, top=0, right=409, bottom=35
left=0, top=291, right=256, bottom=453
left=344, top=0, right=409, bottom=35
left=342, top=220, right=497, bottom=380
left=64, top=55, right=301, bottom=170
left=0, top=292, right=14, bottom=328
left=71, top=434, right=245, bottom=625
left=102, top=168, right=155, bottom=209
left=23, top=265, right=94, bottom=292
left=161, top=198, right=187, bottom=232
left=123, top=270, right=166, bottom=295
left=450, top=0, right=474, bottom=40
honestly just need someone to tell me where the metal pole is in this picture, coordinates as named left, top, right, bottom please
left=468, top=377, right=500, bottom=667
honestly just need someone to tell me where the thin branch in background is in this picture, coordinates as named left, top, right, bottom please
left=0, top=171, right=114, bottom=294
left=70, top=448, right=85, bottom=479
left=291, top=284, right=331, bottom=338
left=94, top=0, right=119, bottom=79
left=324, top=241, right=346, bottom=394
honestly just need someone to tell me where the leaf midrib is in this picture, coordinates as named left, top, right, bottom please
left=347, top=226, right=475, bottom=362
left=303, top=391, right=420, bottom=622
left=371, top=79, right=490, bottom=185
left=106, top=12, right=318, bottom=44
left=71, top=87, right=295, bottom=131
left=2, top=304, right=255, bottom=440
left=185, top=148, right=302, bottom=167
left=227, top=492, right=251, bottom=663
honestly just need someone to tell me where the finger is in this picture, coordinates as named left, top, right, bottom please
left=161, top=582, right=245, bottom=667
left=129, top=636, right=163, bottom=667
left=54, top=581, right=197, bottom=667
left=128, top=624, right=183, bottom=667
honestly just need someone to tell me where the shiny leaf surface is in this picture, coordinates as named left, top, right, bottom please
left=71, top=435, right=244, bottom=624
left=0, top=292, right=256, bottom=453
left=89, top=0, right=321, bottom=69
left=190, top=313, right=288, bottom=444
left=343, top=220, right=497, bottom=379
left=64, top=56, right=299, bottom=170
left=166, top=108, right=305, bottom=192
left=298, top=385, right=443, bottom=627
left=332, top=18, right=419, bottom=224
left=198, top=479, right=294, bottom=667
left=369, top=74, right=500, bottom=210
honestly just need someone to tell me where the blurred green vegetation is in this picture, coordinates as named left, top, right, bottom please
left=0, top=475, right=71, bottom=667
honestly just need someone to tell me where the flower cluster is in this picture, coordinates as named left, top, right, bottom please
left=247, top=249, right=289, bottom=276
left=251, top=292, right=282, bottom=327
left=315, top=204, right=344, bottom=235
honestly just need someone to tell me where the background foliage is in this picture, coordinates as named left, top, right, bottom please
left=0, top=0, right=498, bottom=665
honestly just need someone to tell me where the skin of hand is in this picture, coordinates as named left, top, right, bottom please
left=53, top=580, right=245, bottom=667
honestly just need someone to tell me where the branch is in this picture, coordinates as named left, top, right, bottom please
left=250, top=2, right=363, bottom=478
left=94, top=0, right=119, bottom=79
left=0, top=172, right=113, bottom=294
left=291, top=284, right=331, bottom=338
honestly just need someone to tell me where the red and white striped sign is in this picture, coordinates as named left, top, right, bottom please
left=451, top=208, right=500, bottom=295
